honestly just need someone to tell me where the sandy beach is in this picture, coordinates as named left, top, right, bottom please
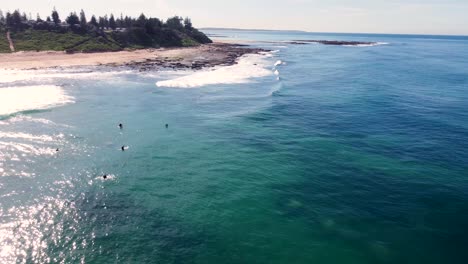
left=0, top=43, right=266, bottom=71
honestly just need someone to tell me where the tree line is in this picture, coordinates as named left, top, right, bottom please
left=0, top=8, right=194, bottom=32
left=0, top=8, right=211, bottom=47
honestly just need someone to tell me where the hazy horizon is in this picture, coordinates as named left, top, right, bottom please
left=1, top=0, right=467, bottom=36
left=200, top=27, right=468, bottom=37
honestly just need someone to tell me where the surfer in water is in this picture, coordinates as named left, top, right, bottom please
left=165, top=124, right=169, bottom=129
left=121, top=146, right=125, bottom=151
left=103, top=174, right=108, bottom=179
left=119, top=123, right=123, bottom=129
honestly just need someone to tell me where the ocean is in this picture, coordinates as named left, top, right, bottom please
left=1, top=29, right=468, bottom=263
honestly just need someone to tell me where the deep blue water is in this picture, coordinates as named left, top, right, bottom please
left=1, top=30, right=468, bottom=263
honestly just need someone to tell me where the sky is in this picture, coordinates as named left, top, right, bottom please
left=0, top=0, right=467, bottom=35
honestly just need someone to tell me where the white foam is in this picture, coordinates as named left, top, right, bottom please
left=0, top=69, right=36, bottom=83
left=155, top=54, right=273, bottom=88
left=0, top=68, right=133, bottom=84
left=35, top=69, right=134, bottom=81
left=274, top=69, right=280, bottom=76
left=274, top=60, right=283, bottom=67
left=344, top=42, right=389, bottom=47
left=0, top=85, right=74, bottom=116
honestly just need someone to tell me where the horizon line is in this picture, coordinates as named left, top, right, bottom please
left=201, top=27, right=468, bottom=37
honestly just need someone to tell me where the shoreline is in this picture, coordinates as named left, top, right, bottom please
left=0, top=43, right=268, bottom=71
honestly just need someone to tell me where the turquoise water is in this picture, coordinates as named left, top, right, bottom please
left=1, top=30, right=468, bottom=263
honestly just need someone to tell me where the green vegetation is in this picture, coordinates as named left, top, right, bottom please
left=0, top=8, right=212, bottom=53
left=0, top=28, right=9, bottom=52
left=10, top=30, right=90, bottom=51
left=67, top=36, right=122, bottom=53
left=181, top=37, right=199, bottom=47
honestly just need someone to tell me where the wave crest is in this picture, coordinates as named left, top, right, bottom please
left=0, top=85, right=74, bottom=117
left=155, top=54, right=273, bottom=88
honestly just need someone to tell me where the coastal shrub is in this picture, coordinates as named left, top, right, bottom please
left=11, top=30, right=91, bottom=51
left=188, top=29, right=212, bottom=44
left=0, top=29, right=10, bottom=53
left=182, top=37, right=199, bottom=47
left=157, top=28, right=183, bottom=47
left=166, top=16, right=184, bottom=31
left=129, top=27, right=154, bottom=47
left=67, top=36, right=121, bottom=52
left=110, top=31, right=130, bottom=46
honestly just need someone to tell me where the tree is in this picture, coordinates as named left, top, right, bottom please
left=46, top=16, right=51, bottom=22
left=79, top=9, right=87, bottom=27
left=4, top=10, right=23, bottom=30
left=124, top=16, right=132, bottom=28
left=109, top=14, right=116, bottom=30
left=136, top=13, right=147, bottom=27
left=51, top=8, right=60, bottom=24
left=0, top=10, right=4, bottom=23
left=5, top=12, right=12, bottom=27
left=184, top=17, right=192, bottom=31
left=12, top=10, right=22, bottom=27
left=90, top=15, right=98, bottom=27
left=144, top=21, right=154, bottom=34
left=103, top=15, right=109, bottom=29
left=66, top=12, right=79, bottom=26
left=118, top=13, right=124, bottom=28
left=144, top=18, right=161, bottom=34
left=36, top=13, right=43, bottom=22
left=166, top=16, right=183, bottom=31
left=98, top=16, right=105, bottom=29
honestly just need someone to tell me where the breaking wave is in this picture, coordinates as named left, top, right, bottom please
left=0, top=85, right=74, bottom=117
left=155, top=53, right=273, bottom=88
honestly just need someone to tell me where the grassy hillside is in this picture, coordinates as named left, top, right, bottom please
left=0, top=29, right=11, bottom=53
left=10, top=30, right=92, bottom=51
left=67, top=36, right=122, bottom=53
left=2, top=28, right=209, bottom=53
